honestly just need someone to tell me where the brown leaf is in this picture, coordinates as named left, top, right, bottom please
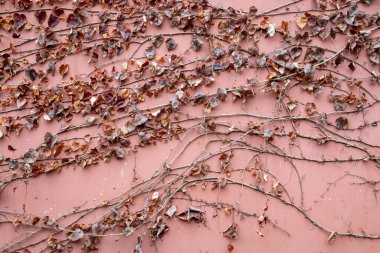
left=166, top=38, right=177, bottom=51
left=44, top=132, right=58, bottom=149
left=8, top=145, right=17, bottom=152
left=177, top=207, right=205, bottom=223
left=335, top=117, right=348, bottom=130
left=114, top=148, right=125, bottom=159
left=13, top=13, right=27, bottom=30
left=34, top=10, right=47, bottom=24
left=32, top=216, right=40, bottom=225
left=296, top=16, right=308, bottom=29
left=223, top=224, right=238, bottom=239
left=118, top=26, right=131, bottom=41
left=67, top=13, right=83, bottom=28
left=24, top=149, right=38, bottom=164
left=48, top=7, right=64, bottom=28
left=68, top=228, right=84, bottom=242
left=59, top=64, right=69, bottom=77
left=25, top=68, right=38, bottom=81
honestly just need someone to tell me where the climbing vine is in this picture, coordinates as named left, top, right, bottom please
left=0, top=0, right=380, bottom=252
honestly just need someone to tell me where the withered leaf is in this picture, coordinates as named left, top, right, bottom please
left=166, top=38, right=177, bottom=51
left=13, top=13, right=27, bottom=30
left=289, top=47, right=302, bottom=59
left=9, top=160, right=19, bottom=169
left=24, top=149, right=38, bottom=164
left=304, top=64, right=315, bottom=77
left=48, top=7, right=64, bottom=28
left=165, top=205, right=177, bottom=218
left=25, top=68, right=37, bottom=81
left=68, top=228, right=84, bottom=242
left=191, top=36, right=203, bottom=52
left=44, top=132, right=58, bottom=149
left=177, top=207, right=205, bottom=223
left=59, top=64, right=69, bottom=77
left=145, top=47, right=155, bottom=60
left=8, top=145, right=17, bottom=152
left=134, top=113, right=148, bottom=126
left=16, top=98, right=27, bottom=109
left=67, top=13, right=83, bottom=28
left=249, top=6, right=258, bottom=14
left=114, top=148, right=125, bottom=159
left=296, top=16, right=308, bottom=29
left=335, top=117, right=348, bottom=130
left=151, top=35, right=164, bottom=48
left=118, top=26, right=131, bottom=41
left=34, top=10, right=47, bottom=24
left=150, top=217, right=168, bottom=241
left=223, top=223, right=238, bottom=239
left=213, top=47, right=225, bottom=59
left=32, top=216, right=40, bottom=225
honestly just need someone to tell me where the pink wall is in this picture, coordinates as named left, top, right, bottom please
left=1, top=0, right=380, bottom=252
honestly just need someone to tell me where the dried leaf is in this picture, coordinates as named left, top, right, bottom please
left=177, top=207, right=205, bottom=223
left=145, top=47, right=155, bottom=60
left=8, top=145, right=17, bottom=152
left=114, top=148, right=125, bottom=159
left=44, top=132, right=58, bottom=149
left=13, top=13, right=27, bottom=30
left=24, top=149, right=38, bottom=164
left=25, top=68, right=38, bottom=81
left=16, top=98, right=27, bottom=109
left=48, top=7, right=64, bottom=28
left=68, top=228, right=84, bottom=242
left=267, top=23, right=276, bottom=37
left=59, top=64, right=69, bottom=77
left=166, top=38, right=177, bottom=51
left=165, top=206, right=177, bottom=218
left=296, top=16, right=308, bottom=29
left=34, top=10, right=47, bottom=24
left=335, top=117, right=348, bottom=130
left=191, top=37, right=203, bottom=52
left=223, top=224, right=238, bottom=239
left=151, top=35, right=164, bottom=48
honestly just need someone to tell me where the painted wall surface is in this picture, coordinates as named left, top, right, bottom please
left=1, top=0, right=380, bottom=252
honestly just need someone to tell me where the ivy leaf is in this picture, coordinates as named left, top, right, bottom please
left=335, top=117, right=348, bottom=130
left=24, top=149, right=38, bottom=164
left=25, top=68, right=38, bottom=81
left=145, top=47, right=155, bottom=60
left=151, top=35, right=164, bottom=48
left=67, top=13, right=83, bottom=28
left=166, top=38, right=177, bottom=51
left=191, top=37, right=203, bottom=52
left=16, top=98, right=27, bottom=109
left=59, top=64, right=70, bottom=77
left=118, top=26, right=131, bottom=41
left=114, top=148, right=125, bottom=159
left=8, top=145, right=17, bottom=152
left=13, top=13, right=27, bottom=30
left=68, top=228, right=84, bottom=242
left=296, top=16, right=308, bottom=29
left=223, top=224, right=238, bottom=239
left=48, top=7, right=64, bottom=28
left=177, top=207, right=205, bottom=222
left=44, top=132, right=58, bottom=149
left=34, top=10, right=47, bottom=24
left=213, top=47, right=225, bottom=59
